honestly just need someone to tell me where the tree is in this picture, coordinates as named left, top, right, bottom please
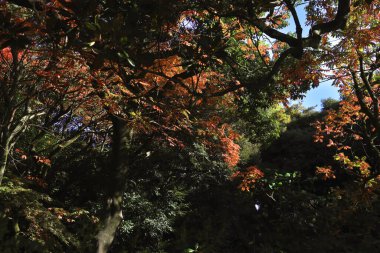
left=314, top=1, right=380, bottom=180
left=2, top=1, right=369, bottom=252
left=0, top=6, right=97, bottom=184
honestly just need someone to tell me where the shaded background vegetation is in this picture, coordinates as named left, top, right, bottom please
left=2, top=102, right=380, bottom=253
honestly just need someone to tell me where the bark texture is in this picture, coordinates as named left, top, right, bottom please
left=97, top=116, right=131, bottom=253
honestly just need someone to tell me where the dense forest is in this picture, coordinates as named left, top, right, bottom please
left=0, top=0, right=379, bottom=252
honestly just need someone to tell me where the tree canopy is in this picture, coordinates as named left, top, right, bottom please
left=0, top=1, right=379, bottom=253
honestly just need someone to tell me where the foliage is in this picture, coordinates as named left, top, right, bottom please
left=0, top=175, right=97, bottom=253
left=0, top=0, right=379, bottom=253
left=313, top=1, right=380, bottom=178
left=262, top=104, right=337, bottom=179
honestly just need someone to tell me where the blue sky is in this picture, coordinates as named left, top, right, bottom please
left=293, top=81, right=340, bottom=110
left=279, top=4, right=340, bottom=110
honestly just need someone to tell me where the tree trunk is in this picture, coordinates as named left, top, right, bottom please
left=97, top=116, right=131, bottom=253
left=0, top=145, right=10, bottom=185
left=97, top=192, right=124, bottom=253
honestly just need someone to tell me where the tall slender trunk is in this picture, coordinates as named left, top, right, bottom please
left=0, top=144, right=10, bottom=185
left=97, top=116, right=131, bottom=253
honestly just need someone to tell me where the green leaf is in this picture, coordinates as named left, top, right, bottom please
left=85, top=22, right=97, bottom=31
left=181, top=109, right=191, bottom=120
left=127, top=58, right=135, bottom=67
